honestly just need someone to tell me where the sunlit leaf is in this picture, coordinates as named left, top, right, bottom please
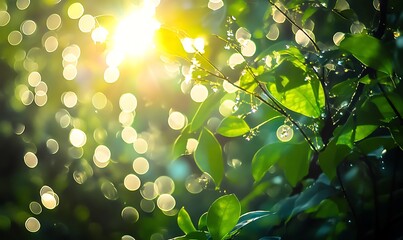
left=155, top=27, right=188, bottom=59
left=339, top=34, right=393, bottom=75
left=178, top=207, right=197, bottom=234
left=216, top=116, right=250, bottom=137
left=239, top=66, right=264, bottom=92
left=267, top=79, right=324, bottom=118
left=190, top=91, right=225, bottom=132
left=172, top=126, right=191, bottom=160
left=194, top=128, right=224, bottom=187
left=277, top=142, right=312, bottom=187
left=207, top=194, right=241, bottom=240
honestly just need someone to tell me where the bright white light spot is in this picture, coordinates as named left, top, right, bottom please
left=21, top=20, right=36, bottom=35
left=78, top=14, right=95, bottom=33
left=69, top=128, right=87, bottom=147
left=104, top=67, right=120, bottom=83
left=235, top=27, right=251, bottom=41
left=334, top=0, right=350, bottom=11
left=223, top=80, right=238, bottom=93
left=46, top=139, right=59, bottom=154
left=133, top=157, right=149, bottom=175
left=157, top=194, right=176, bottom=211
left=63, top=64, right=77, bottom=80
left=28, top=71, right=41, bottom=87
left=122, top=235, right=136, bottom=240
left=124, top=174, right=141, bottom=191
left=272, top=7, right=286, bottom=23
left=266, top=24, right=279, bottom=41
left=0, top=11, right=11, bottom=26
left=168, top=111, right=186, bottom=130
left=24, top=152, right=38, bottom=168
left=62, top=44, right=80, bottom=62
left=228, top=53, right=245, bottom=69
left=186, top=138, right=198, bottom=154
left=241, top=39, right=256, bottom=57
left=219, top=99, right=236, bottom=117
left=44, top=36, right=58, bottom=52
left=182, top=37, right=205, bottom=53
left=92, top=92, right=108, bottom=110
left=208, top=0, right=224, bottom=10
left=35, top=82, right=47, bottom=96
left=34, top=94, right=47, bottom=107
left=119, top=93, right=137, bottom=112
left=295, top=29, right=315, bottom=47
left=112, top=7, right=160, bottom=57
left=350, top=21, right=365, bottom=34
left=119, top=112, right=135, bottom=126
left=16, top=0, right=30, bottom=10
left=276, top=124, right=294, bottom=142
left=25, top=217, right=40, bottom=233
left=46, top=14, right=61, bottom=30
left=92, top=26, right=108, bottom=43
left=133, top=138, right=148, bottom=154
left=68, top=2, right=84, bottom=19
left=190, top=84, right=208, bottom=103
left=106, top=50, right=124, bottom=67
left=8, top=30, right=23, bottom=46
left=333, top=32, right=345, bottom=46
left=121, top=127, right=137, bottom=143
left=41, top=192, right=57, bottom=209
left=62, top=91, right=78, bottom=108
left=94, top=145, right=111, bottom=163
left=185, top=174, right=203, bottom=194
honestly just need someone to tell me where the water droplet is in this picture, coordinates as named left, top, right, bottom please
left=276, top=125, right=293, bottom=142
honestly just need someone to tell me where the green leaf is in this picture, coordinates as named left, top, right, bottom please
left=190, top=91, right=225, bottom=132
left=207, top=194, right=241, bottom=240
left=198, top=212, right=208, bottom=230
left=318, top=140, right=351, bottom=180
left=171, top=231, right=208, bottom=240
left=154, top=27, right=188, bottom=59
left=339, top=34, right=393, bottom=75
left=178, top=207, right=197, bottom=234
left=277, top=142, right=312, bottom=187
left=216, top=116, right=250, bottom=137
left=240, top=66, right=265, bottom=92
left=172, top=126, right=191, bottom=160
left=194, top=128, right=224, bottom=187
left=252, top=144, right=282, bottom=183
left=267, top=79, right=325, bottom=118
left=388, top=118, right=403, bottom=150
left=252, top=142, right=312, bottom=186
left=230, top=210, right=277, bottom=235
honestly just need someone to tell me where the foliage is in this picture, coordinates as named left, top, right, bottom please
left=0, top=0, right=403, bottom=239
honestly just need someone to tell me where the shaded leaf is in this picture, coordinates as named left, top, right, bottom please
left=171, top=231, right=208, bottom=240
left=178, top=207, right=197, bottom=234
left=252, top=143, right=282, bottom=183
left=194, top=128, right=224, bottom=187
left=198, top=212, right=208, bottom=230
left=318, top=140, right=351, bottom=180
left=207, top=194, right=241, bottom=240
left=277, top=143, right=312, bottom=187
left=217, top=116, right=250, bottom=137
left=339, top=34, right=393, bottom=75
left=230, top=211, right=276, bottom=235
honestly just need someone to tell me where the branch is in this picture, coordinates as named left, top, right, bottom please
left=268, top=0, right=321, bottom=52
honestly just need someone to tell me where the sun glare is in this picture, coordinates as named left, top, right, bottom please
left=112, top=2, right=160, bottom=58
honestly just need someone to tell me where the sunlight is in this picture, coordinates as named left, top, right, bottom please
left=112, top=2, right=160, bottom=58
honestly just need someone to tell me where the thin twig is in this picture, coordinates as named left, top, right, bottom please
left=268, top=0, right=321, bottom=52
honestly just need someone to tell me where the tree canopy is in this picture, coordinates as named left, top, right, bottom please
left=0, top=0, right=402, bottom=239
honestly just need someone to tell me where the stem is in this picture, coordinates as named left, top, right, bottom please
left=337, top=163, right=360, bottom=237
left=378, top=83, right=403, bottom=123
left=268, top=0, right=321, bottom=52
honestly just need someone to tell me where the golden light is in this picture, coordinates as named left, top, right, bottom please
left=112, top=4, right=160, bottom=58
